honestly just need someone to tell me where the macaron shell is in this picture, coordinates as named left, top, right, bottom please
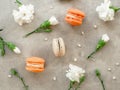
left=26, top=67, right=44, bottom=73
left=52, top=38, right=60, bottom=56
left=68, top=8, right=85, bottom=18
left=65, top=17, right=82, bottom=26
left=58, top=37, right=65, bottom=56
left=26, top=57, right=45, bottom=63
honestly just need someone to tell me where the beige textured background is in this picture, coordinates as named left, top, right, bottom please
left=0, top=0, right=120, bottom=90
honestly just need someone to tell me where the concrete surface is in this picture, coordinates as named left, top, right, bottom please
left=0, top=0, right=120, bottom=90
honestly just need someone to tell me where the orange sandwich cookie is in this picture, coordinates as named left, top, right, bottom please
left=65, top=8, right=85, bottom=26
left=26, top=57, right=45, bottom=73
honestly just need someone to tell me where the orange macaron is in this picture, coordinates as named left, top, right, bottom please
left=65, top=8, right=85, bottom=26
left=26, top=57, right=45, bottom=73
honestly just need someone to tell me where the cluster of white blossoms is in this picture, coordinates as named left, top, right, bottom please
left=13, top=4, right=34, bottom=26
left=96, top=0, right=115, bottom=21
left=66, top=64, right=85, bottom=83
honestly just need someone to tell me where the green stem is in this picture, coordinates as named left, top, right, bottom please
left=25, top=30, right=36, bottom=37
left=87, top=50, right=96, bottom=59
left=25, top=28, right=52, bottom=37
left=95, top=69, right=105, bottom=90
left=0, top=29, right=3, bottom=31
left=17, top=75, right=28, bottom=90
left=98, top=76, right=105, bottom=90
left=0, top=37, right=5, bottom=56
left=75, top=76, right=85, bottom=90
left=68, top=81, right=74, bottom=90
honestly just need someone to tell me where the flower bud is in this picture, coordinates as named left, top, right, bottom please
left=13, top=47, right=21, bottom=54
left=102, top=34, right=110, bottom=42
left=49, top=16, right=59, bottom=25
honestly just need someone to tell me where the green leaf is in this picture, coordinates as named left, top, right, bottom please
left=75, top=76, right=85, bottom=90
left=95, top=69, right=101, bottom=77
left=96, top=39, right=105, bottom=51
left=15, top=0, right=22, bottom=7
left=10, top=68, right=18, bottom=76
left=40, top=20, right=51, bottom=29
left=5, top=42, right=16, bottom=51
left=80, top=76, right=85, bottom=83
left=110, top=6, right=120, bottom=12
left=44, top=29, right=52, bottom=32
left=0, top=37, right=5, bottom=56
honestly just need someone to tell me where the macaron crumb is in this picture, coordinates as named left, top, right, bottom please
left=115, top=62, right=120, bottom=66
left=77, top=44, right=81, bottom=48
left=93, top=25, right=98, bottom=29
left=81, top=32, right=85, bottom=35
left=52, top=76, right=57, bottom=81
left=50, top=6, right=54, bottom=9
left=8, top=75, right=12, bottom=78
left=44, top=38, right=48, bottom=41
left=74, top=58, right=77, bottom=62
left=107, top=68, right=111, bottom=71
left=112, top=76, right=116, bottom=80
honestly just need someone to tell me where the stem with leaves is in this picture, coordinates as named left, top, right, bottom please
left=87, top=39, right=106, bottom=59
left=25, top=20, right=52, bottom=37
left=10, top=68, right=28, bottom=90
left=95, top=69, right=105, bottom=90
left=75, top=76, right=85, bottom=90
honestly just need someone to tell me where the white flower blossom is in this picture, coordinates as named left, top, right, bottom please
left=102, top=34, right=110, bottom=42
left=13, top=47, right=21, bottom=54
left=13, top=4, right=34, bottom=25
left=96, top=0, right=115, bottom=21
left=66, top=64, right=85, bottom=83
left=49, top=16, right=59, bottom=25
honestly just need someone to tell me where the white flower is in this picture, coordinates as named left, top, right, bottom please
left=13, top=4, right=34, bottom=26
left=66, top=64, right=85, bottom=83
left=102, top=34, right=110, bottom=42
left=49, top=16, right=59, bottom=25
left=96, top=0, right=115, bottom=21
left=13, top=47, right=21, bottom=54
